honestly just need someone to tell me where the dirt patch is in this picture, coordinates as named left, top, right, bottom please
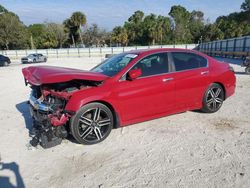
left=213, top=119, right=237, bottom=130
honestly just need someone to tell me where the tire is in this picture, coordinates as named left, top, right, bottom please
left=3, top=61, right=8, bottom=66
left=201, top=83, right=224, bottom=113
left=70, top=102, right=113, bottom=145
left=44, top=58, right=47, bottom=62
left=245, top=66, right=250, bottom=75
left=33, top=59, right=36, bottom=63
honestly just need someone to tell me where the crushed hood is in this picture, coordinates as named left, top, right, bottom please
left=22, top=65, right=108, bottom=85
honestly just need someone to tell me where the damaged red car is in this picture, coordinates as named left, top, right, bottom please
left=22, top=48, right=236, bottom=148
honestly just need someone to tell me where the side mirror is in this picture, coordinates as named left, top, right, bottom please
left=127, top=68, right=142, bottom=80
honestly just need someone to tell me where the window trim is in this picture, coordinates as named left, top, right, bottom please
left=119, top=51, right=170, bottom=81
left=119, top=51, right=209, bottom=81
left=169, top=51, right=209, bottom=73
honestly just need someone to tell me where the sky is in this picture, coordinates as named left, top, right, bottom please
left=0, top=0, right=243, bottom=31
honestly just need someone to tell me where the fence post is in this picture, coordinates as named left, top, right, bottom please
left=89, top=48, right=91, bottom=57
left=78, top=48, right=80, bottom=57
left=56, top=49, right=58, bottom=58
left=233, top=39, right=237, bottom=58
left=100, top=47, right=102, bottom=57
left=16, top=50, right=18, bottom=59
left=111, top=47, right=113, bottom=54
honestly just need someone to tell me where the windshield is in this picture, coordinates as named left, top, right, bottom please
left=28, top=54, right=35, bottom=58
left=91, top=53, right=138, bottom=77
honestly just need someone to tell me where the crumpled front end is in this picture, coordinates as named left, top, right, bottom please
left=27, top=80, right=102, bottom=148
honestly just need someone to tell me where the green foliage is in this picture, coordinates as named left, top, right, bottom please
left=83, top=24, right=110, bottom=47
left=112, top=26, right=128, bottom=46
left=0, top=12, right=29, bottom=49
left=63, top=11, right=86, bottom=46
left=0, top=2, right=249, bottom=50
left=241, top=0, right=250, bottom=11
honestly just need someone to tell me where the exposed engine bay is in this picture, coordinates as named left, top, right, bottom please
left=28, top=79, right=102, bottom=148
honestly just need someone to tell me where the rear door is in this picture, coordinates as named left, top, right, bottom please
left=170, top=52, right=210, bottom=110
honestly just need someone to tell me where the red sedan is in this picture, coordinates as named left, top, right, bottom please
left=22, top=48, right=236, bottom=148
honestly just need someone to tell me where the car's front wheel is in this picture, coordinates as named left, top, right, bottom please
left=201, top=83, right=224, bottom=113
left=70, top=103, right=113, bottom=145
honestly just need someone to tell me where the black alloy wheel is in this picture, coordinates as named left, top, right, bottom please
left=71, top=103, right=113, bottom=145
left=201, top=83, right=224, bottom=113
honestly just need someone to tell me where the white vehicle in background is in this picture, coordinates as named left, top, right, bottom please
left=21, top=53, right=47, bottom=64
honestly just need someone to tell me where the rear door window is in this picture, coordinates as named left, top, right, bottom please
left=171, top=52, right=207, bottom=71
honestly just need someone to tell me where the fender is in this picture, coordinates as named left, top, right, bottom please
left=65, top=86, right=122, bottom=121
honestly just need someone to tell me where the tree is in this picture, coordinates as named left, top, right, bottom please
left=28, top=24, right=46, bottom=48
left=64, top=11, right=87, bottom=47
left=112, top=26, right=128, bottom=46
left=46, top=23, right=67, bottom=48
left=124, top=10, right=144, bottom=45
left=155, top=16, right=171, bottom=44
left=189, top=11, right=205, bottom=43
left=0, top=12, right=29, bottom=50
left=169, top=5, right=192, bottom=43
left=241, top=0, right=250, bottom=11
left=202, top=24, right=224, bottom=42
left=143, top=14, right=158, bottom=45
left=83, top=24, right=110, bottom=47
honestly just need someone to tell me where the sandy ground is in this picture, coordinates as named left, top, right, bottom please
left=0, top=57, right=250, bottom=188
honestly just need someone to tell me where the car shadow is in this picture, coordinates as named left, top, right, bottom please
left=15, top=101, right=33, bottom=134
left=0, top=160, right=25, bottom=188
left=234, top=71, right=249, bottom=75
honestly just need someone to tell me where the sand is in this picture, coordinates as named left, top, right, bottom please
left=0, top=57, right=249, bottom=188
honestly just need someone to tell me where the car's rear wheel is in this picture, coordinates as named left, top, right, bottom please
left=70, top=103, right=113, bottom=145
left=44, top=58, right=47, bottom=62
left=33, top=59, right=36, bottom=63
left=245, top=66, right=250, bottom=75
left=201, top=83, right=224, bottom=113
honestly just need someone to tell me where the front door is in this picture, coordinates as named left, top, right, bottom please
left=113, top=52, right=176, bottom=123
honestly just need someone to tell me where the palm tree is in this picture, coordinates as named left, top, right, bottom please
left=63, top=11, right=86, bottom=47
left=70, top=12, right=86, bottom=45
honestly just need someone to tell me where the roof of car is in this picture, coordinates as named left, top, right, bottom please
left=128, top=48, right=198, bottom=55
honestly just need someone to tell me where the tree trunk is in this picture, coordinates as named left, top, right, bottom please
left=79, top=28, right=83, bottom=46
left=5, top=42, right=9, bottom=50
left=71, top=34, right=75, bottom=47
left=152, top=39, right=155, bottom=45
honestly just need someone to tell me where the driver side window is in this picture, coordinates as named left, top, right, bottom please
left=132, top=53, right=169, bottom=77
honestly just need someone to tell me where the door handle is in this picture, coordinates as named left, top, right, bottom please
left=162, top=78, right=174, bottom=82
left=201, top=71, right=209, bottom=75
